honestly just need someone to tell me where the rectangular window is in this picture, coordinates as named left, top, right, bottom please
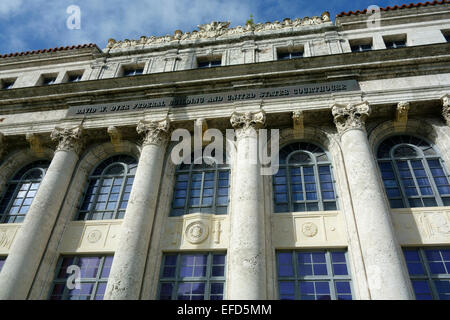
left=277, top=47, right=304, bottom=60
left=123, top=68, right=144, bottom=76
left=349, top=38, right=373, bottom=52
left=42, top=76, right=57, bottom=85
left=158, top=252, right=226, bottom=300
left=1, top=79, right=15, bottom=90
left=68, top=74, right=83, bottom=82
left=403, top=248, right=450, bottom=300
left=277, top=250, right=353, bottom=300
left=383, top=34, right=407, bottom=49
left=49, top=255, right=113, bottom=300
left=443, top=30, right=450, bottom=43
left=0, top=256, right=6, bottom=272
left=197, top=56, right=222, bottom=69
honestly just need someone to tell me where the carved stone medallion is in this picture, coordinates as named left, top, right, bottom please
left=185, top=221, right=209, bottom=244
left=86, top=230, right=102, bottom=243
left=302, top=222, right=318, bottom=237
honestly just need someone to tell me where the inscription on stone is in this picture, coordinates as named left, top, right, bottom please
left=67, top=80, right=359, bottom=117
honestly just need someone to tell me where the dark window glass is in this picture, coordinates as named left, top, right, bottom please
left=158, top=252, right=226, bottom=300
left=351, top=44, right=372, bottom=52
left=277, top=250, right=353, bottom=300
left=68, top=74, right=82, bottom=82
left=278, top=51, right=303, bottom=60
left=49, top=255, right=113, bottom=300
left=385, top=40, right=406, bottom=49
left=274, top=142, right=337, bottom=213
left=75, top=155, right=137, bottom=220
left=197, top=60, right=221, bottom=68
left=2, top=80, right=14, bottom=89
left=0, top=256, right=6, bottom=272
left=403, top=248, right=450, bottom=300
left=0, top=160, right=50, bottom=224
left=377, top=135, right=450, bottom=208
left=124, top=68, right=143, bottom=76
left=42, top=77, right=56, bottom=85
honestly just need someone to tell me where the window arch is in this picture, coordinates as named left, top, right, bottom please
left=75, top=155, right=138, bottom=220
left=170, top=153, right=230, bottom=216
left=377, top=135, right=450, bottom=208
left=0, top=160, right=50, bottom=223
left=273, top=142, right=338, bottom=213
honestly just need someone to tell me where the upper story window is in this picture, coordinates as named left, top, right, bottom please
left=0, top=160, right=50, bottom=224
left=383, top=34, right=407, bottom=49
left=42, top=75, right=57, bottom=86
left=1, top=79, right=15, bottom=90
left=273, top=142, right=338, bottom=213
left=68, top=74, right=82, bottom=82
left=170, top=153, right=230, bottom=216
left=49, top=255, right=113, bottom=300
left=277, top=46, right=304, bottom=60
left=349, top=38, right=373, bottom=52
left=197, top=56, right=222, bottom=69
left=403, top=248, right=450, bottom=300
left=75, top=155, right=137, bottom=221
left=123, top=68, right=144, bottom=76
left=377, top=135, right=450, bottom=209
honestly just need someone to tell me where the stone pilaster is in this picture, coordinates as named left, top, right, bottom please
left=331, top=102, right=414, bottom=300
left=0, top=126, right=83, bottom=299
left=104, top=118, right=170, bottom=300
left=227, top=110, right=267, bottom=300
left=442, top=94, right=450, bottom=126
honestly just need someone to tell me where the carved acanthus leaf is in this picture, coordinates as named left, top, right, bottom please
left=230, top=110, right=266, bottom=138
left=136, top=118, right=170, bottom=146
left=331, top=101, right=371, bottom=135
left=50, top=126, right=83, bottom=154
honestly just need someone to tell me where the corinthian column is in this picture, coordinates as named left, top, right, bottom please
left=227, top=110, right=267, bottom=300
left=0, top=126, right=83, bottom=300
left=104, top=118, right=170, bottom=300
left=332, top=102, right=414, bottom=300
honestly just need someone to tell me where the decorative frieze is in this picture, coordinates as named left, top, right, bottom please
left=331, top=101, right=371, bottom=135
left=106, top=13, right=331, bottom=50
left=230, top=110, right=266, bottom=138
left=50, top=125, right=83, bottom=154
left=107, top=126, right=123, bottom=151
left=136, top=118, right=170, bottom=146
left=394, top=102, right=410, bottom=132
left=442, top=94, right=450, bottom=126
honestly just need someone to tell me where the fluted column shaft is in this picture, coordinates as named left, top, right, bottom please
left=227, top=111, right=267, bottom=300
left=0, top=126, right=83, bottom=299
left=104, top=118, right=169, bottom=300
left=332, top=102, right=414, bottom=300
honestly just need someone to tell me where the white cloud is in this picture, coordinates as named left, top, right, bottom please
left=0, top=0, right=23, bottom=16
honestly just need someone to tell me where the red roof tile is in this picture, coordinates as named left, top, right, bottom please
left=0, top=43, right=99, bottom=59
left=336, top=0, right=449, bottom=17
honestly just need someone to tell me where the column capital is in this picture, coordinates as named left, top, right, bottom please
left=50, top=125, right=83, bottom=154
left=441, top=94, right=450, bottom=126
left=136, top=118, right=170, bottom=146
left=230, top=110, right=266, bottom=138
left=331, top=101, right=371, bottom=135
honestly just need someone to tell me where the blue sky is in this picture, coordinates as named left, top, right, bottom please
left=0, top=0, right=406, bottom=54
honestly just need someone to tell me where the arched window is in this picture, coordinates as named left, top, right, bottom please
left=0, top=160, right=50, bottom=223
left=170, top=153, right=230, bottom=216
left=76, top=155, right=138, bottom=220
left=377, top=135, right=450, bottom=208
left=273, top=142, right=337, bottom=213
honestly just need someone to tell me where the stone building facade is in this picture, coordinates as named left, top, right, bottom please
left=0, top=1, right=449, bottom=300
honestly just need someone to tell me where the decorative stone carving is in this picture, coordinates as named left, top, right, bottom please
left=50, top=125, right=83, bottom=154
left=0, top=230, right=10, bottom=248
left=105, top=13, right=331, bottom=50
left=107, top=126, right=123, bottom=151
left=185, top=221, right=209, bottom=244
left=442, top=94, right=450, bottom=126
left=230, top=110, right=266, bottom=138
left=394, top=102, right=410, bottom=132
left=136, top=117, right=170, bottom=146
left=25, top=133, right=44, bottom=157
left=213, top=220, right=222, bottom=244
left=331, top=101, right=371, bottom=135
left=302, top=222, right=318, bottom=237
left=292, top=110, right=304, bottom=137
left=86, top=230, right=102, bottom=243
left=421, top=212, right=450, bottom=238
